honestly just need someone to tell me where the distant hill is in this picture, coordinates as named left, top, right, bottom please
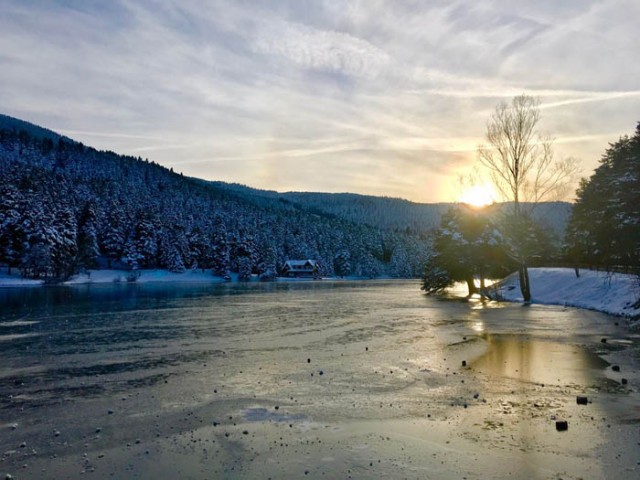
left=206, top=182, right=572, bottom=235
left=205, top=182, right=453, bottom=232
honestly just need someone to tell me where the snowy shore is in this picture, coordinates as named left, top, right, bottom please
left=491, top=267, right=640, bottom=320
left=0, top=268, right=380, bottom=288
left=0, top=268, right=227, bottom=287
left=4, top=266, right=638, bottom=322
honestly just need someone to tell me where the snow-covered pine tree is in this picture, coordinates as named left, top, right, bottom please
left=121, top=238, right=143, bottom=272
left=51, top=206, right=78, bottom=278
left=0, top=184, right=25, bottom=274
left=210, top=215, right=230, bottom=277
left=158, top=232, right=185, bottom=273
left=567, top=123, right=640, bottom=269
left=133, top=211, right=159, bottom=268
left=333, top=250, right=351, bottom=278
left=257, top=244, right=278, bottom=281
left=76, top=202, right=100, bottom=269
left=101, top=202, right=127, bottom=269
left=230, top=233, right=256, bottom=276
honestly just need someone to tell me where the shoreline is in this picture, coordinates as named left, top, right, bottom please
left=490, top=267, right=640, bottom=323
left=3, top=266, right=638, bottom=324
left=0, top=268, right=399, bottom=288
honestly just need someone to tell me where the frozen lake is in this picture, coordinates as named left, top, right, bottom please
left=1, top=280, right=639, bottom=479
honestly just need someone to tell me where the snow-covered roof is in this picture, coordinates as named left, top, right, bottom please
left=284, top=259, right=317, bottom=267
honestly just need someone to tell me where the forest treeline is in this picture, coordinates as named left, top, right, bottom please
left=0, top=115, right=430, bottom=280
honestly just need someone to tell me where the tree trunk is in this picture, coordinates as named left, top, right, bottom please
left=519, top=264, right=531, bottom=303
left=480, top=276, right=487, bottom=298
left=466, top=276, right=478, bottom=296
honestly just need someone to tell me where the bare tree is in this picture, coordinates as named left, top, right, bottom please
left=478, top=94, right=579, bottom=302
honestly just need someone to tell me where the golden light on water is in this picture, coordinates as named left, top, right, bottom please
left=458, top=183, right=496, bottom=207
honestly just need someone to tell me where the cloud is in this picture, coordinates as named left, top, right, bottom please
left=0, top=0, right=638, bottom=202
left=250, top=20, right=392, bottom=78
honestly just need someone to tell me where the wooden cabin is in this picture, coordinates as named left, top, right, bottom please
left=282, top=259, right=319, bottom=278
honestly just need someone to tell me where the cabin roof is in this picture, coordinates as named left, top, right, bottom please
left=284, top=259, right=317, bottom=267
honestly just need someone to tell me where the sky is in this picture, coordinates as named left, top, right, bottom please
left=1, top=0, right=639, bottom=203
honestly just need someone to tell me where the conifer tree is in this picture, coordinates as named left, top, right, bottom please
left=77, top=203, right=100, bottom=269
left=567, top=124, right=640, bottom=269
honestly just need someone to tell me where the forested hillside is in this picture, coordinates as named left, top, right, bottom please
left=208, top=184, right=572, bottom=235
left=204, top=182, right=451, bottom=232
left=0, top=115, right=430, bottom=280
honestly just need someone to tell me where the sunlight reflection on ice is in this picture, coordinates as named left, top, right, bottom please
left=471, top=321, right=485, bottom=332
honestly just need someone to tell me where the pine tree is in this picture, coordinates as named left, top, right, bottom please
left=237, top=256, right=252, bottom=281
left=187, top=225, right=210, bottom=271
left=231, top=233, right=256, bottom=276
left=210, top=215, right=230, bottom=276
left=77, top=203, right=100, bottom=269
left=567, top=124, right=640, bottom=269
left=133, top=212, right=159, bottom=268
left=51, top=206, right=78, bottom=278
left=333, top=250, right=351, bottom=278
left=257, top=245, right=278, bottom=281
left=121, top=238, right=143, bottom=271
left=101, top=202, right=126, bottom=268
left=0, top=185, right=26, bottom=273
left=159, top=233, right=185, bottom=273
left=20, top=196, right=53, bottom=278
left=421, top=253, right=453, bottom=294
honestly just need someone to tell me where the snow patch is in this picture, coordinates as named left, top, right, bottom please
left=0, top=269, right=393, bottom=287
left=0, top=269, right=228, bottom=287
left=491, top=268, right=640, bottom=320
left=64, top=269, right=228, bottom=285
left=0, top=270, right=44, bottom=287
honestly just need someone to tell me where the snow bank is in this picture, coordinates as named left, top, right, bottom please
left=492, top=268, right=640, bottom=319
left=0, top=270, right=43, bottom=287
left=0, top=269, right=228, bottom=287
left=0, top=269, right=365, bottom=287
left=64, top=269, right=228, bottom=285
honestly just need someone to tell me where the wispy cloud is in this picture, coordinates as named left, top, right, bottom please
left=1, top=0, right=638, bottom=202
left=250, top=20, right=392, bottom=78
left=59, top=130, right=167, bottom=141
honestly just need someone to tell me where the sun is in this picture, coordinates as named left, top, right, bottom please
left=458, top=184, right=496, bottom=208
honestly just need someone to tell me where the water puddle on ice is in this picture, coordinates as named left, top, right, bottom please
left=471, top=334, right=608, bottom=386
left=243, top=407, right=306, bottom=422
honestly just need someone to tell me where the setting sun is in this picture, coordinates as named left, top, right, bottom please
left=458, top=184, right=496, bottom=207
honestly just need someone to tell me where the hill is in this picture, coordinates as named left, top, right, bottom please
left=204, top=182, right=452, bottom=232
left=206, top=182, right=571, bottom=235
left=0, top=115, right=430, bottom=280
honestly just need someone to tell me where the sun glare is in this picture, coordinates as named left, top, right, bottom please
left=458, top=184, right=496, bottom=208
